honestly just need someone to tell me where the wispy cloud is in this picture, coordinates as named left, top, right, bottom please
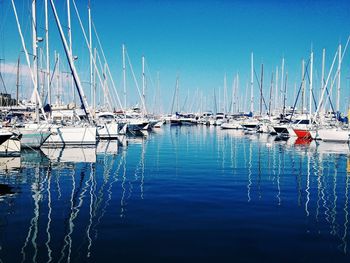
left=0, top=62, right=33, bottom=78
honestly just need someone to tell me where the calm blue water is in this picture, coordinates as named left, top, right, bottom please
left=0, top=126, right=349, bottom=263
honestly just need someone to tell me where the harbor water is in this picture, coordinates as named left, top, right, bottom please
left=0, top=126, right=350, bottom=262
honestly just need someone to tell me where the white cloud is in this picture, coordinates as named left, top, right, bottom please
left=0, top=62, right=33, bottom=78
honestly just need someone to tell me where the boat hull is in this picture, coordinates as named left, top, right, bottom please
left=97, top=122, right=119, bottom=139
left=42, top=126, right=97, bottom=147
left=293, top=129, right=312, bottom=139
left=19, top=128, right=51, bottom=148
left=318, top=128, right=349, bottom=143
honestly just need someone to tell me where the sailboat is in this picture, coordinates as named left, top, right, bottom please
left=40, top=0, right=97, bottom=147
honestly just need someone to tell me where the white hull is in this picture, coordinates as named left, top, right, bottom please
left=97, top=122, right=119, bottom=139
left=19, top=128, right=51, bottom=148
left=221, top=121, right=243, bottom=129
left=318, top=128, right=349, bottom=143
left=154, top=121, right=164, bottom=128
left=42, top=126, right=97, bottom=147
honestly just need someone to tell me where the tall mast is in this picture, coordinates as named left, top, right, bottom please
left=309, top=51, right=314, bottom=120
left=269, top=72, right=273, bottom=116
left=93, top=47, right=97, bottom=110
left=260, top=64, right=263, bottom=116
left=67, top=0, right=75, bottom=105
left=157, top=71, right=160, bottom=114
left=50, top=0, right=92, bottom=121
left=223, top=73, right=227, bottom=113
left=88, top=0, right=93, bottom=109
left=103, top=62, right=107, bottom=106
left=336, top=44, right=342, bottom=112
left=176, top=76, right=179, bottom=113
left=122, top=44, right=126, bottom=109
left=236, top=73, right=239, bottom=112
left=39, top=47, right=44, bottom=102
left=16, top=56, right=20, bottom=106
left=283, top=73, right=288, bottom=116
left=231, top=75, right=235, bottom=113
left=32, top=0, right=40, bottom=122
left=45, top=0, right=50, bottom=107
left=301, top=59, right=305, bottom=114
left=142, top=55, right=145, bottom=114
left=280, top=58, right=285, bottom=115
left=320, top=49, right=325, bottom=113
left=56, top=52, right=60, bottom=104
left=274, top=66, right=278, bottom=112
left=11, top=0, right=47, bottom=121
left=250, top=52, right=254, bottom=113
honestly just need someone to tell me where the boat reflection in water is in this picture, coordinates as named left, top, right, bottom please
left=41, top=147, right=97, bottom=163
left=0, top=126, right=350, bottom=262
left=0, top=156, right=21, bottom=171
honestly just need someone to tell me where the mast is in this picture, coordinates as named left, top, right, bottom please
left=45, top=0, right=50, bottom=108
left=157, top=71, right=160, bottom=114
left=283, top=73, right=288, bottom=116
left=269, top=72, right=273, bottom=116
left=32, top=0, right=40, bottom=122
left=301, top=59, right=305, bottom=114
left=309, top=51, right=313, bottom=121
left=250, top=52, right=254, bottom=113
left=10, top=0, right=47, bottom=120
left=213, top=88, right=217, bottom=115
left=260, top=64, right=263, bottom=116
left=142, top=55, right=145, bottom=114
left=56, top=52, right=60, bottom=104
left=236, top=73, right=239, bottom=112
left=39, top=48, right=44, bottom=102
left=88, top=0, right=93, bottom=109
left=122, top=44, right=126, bottom=109
left=16, top=56, right=20, bottom=106
left=280, top=57, right=285, bottom=115
left=103, top=62, right=107, bottom=106
left=231, top=75, right=235, bottom=114
left=50, top=0, right=92, bottom=121
left=223, top=73, right=227, bottom=113
left=336, top=44, right=342, bottom=112
left=274, top=66, right=278, bottom=112
left=321, top=48, right=325, bottom=112
left=93, top=47, right=97, bottom=110
left=67, top=0, right=75, bottom=106
left=176, top=76, right=179, bottom=113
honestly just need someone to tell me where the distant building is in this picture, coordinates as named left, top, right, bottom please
left=0, top=93, right=17, bottom=106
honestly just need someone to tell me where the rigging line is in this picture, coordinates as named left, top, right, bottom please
left=49, top=56, right=58, bottom=88
left=289, top=58, right=311, bottom=121
left=0, top=68, right=8, bottom=94
left=11, top=0, right=47, bottom=120
left=303, top=66, right=318, bottom=111
left=91, top=20, right=124, bottom=111
left=95, top=49, right=113, bottom=105
left=170, top=78, right=177, bottom=114
left=70, top=0, right=112, bottom=112
left=315, top=45, right=341, bottom=115
left=253, top=67, right=268, bottom=112
left=125, top=50, right=147, bottom=114
left=144, top=59, right=155, bottom=92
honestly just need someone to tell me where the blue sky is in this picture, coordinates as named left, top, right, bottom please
left=1, top=0, right=349, bottom=113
